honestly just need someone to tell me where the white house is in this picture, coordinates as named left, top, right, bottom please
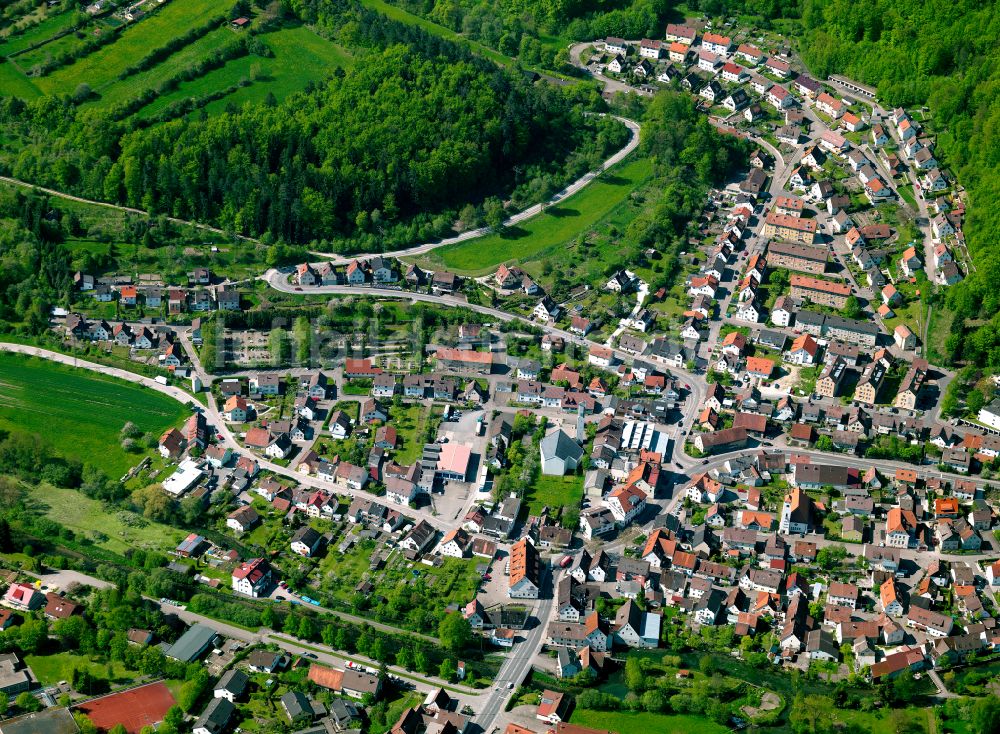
left=438, top=528, right=471, bottom=558
left=979, top=399, right=1000, bottom=431
left=604, top=484, right=647, bottom=524
left=232, top=558, right=272, bottom=598
left=540, top=430, right=583, bottom=476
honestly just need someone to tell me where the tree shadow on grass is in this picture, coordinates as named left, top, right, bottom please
left=545, top=206, right=580, bottom=218
left=598, top=173, right=629, bottom=187
left=498, top=226, right=530, bottom=240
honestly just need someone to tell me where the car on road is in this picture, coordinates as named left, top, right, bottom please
left=275, top=595, right=285, bottom=602
left=302, top=652, right=317, bottom=659
left=701, top=459, right=709, bottom=464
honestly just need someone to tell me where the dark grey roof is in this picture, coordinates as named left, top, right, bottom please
left=291, top=526, right=322, bottom=547
left=540, top=430, right=583, bottom=463
left=167, top=623, right=218, bottom=662
left=195, top=698, right=235, bottom=733
left=216, top=668, right=249, bottom=696
left=824, top=314, right=879, bottom=335
left=794, top=310, right=825, bottom=327
left=281, top=690, right=313, bottom=721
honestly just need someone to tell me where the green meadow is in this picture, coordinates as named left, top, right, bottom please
left=0, top=351, right=189, bottom=477
left=413, top=156, right=654, bottom=275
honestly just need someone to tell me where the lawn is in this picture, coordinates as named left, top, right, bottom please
left=524, top=474, right=583, bottom=515
left=23, top=482, right=186, bottom=555
left=0, top=61, right=41, bottom=98
left=570, top=709, right=728, bottom=734
left=882, top=286, right=927, bottom=345
left=194, top=26, right=353, bottom=117
left=35, top=0, right=231, bottom=96
left=390, top=403, right=429, bottom=465
left=26, top=652, right=140, bottom=687
left=412, top=155, right=654, bottom=276
left=0, top=351, right=189, bottom=478
left=926, top=303, right=956, bottom=363
left=898, top=183, right=917, bottom=210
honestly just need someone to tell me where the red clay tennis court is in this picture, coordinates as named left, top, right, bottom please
left=73, top=681, right=176, bottom=733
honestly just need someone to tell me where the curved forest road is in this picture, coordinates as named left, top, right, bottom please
left=568, top=42, right=636, bottom=95
left=306, top=113, right=642, bottom=264
left=0, top=111, right=640, bottom=266
left=0, top=175, right=258, bottom=242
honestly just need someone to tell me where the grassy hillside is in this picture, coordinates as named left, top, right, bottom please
left=0, top=60, right=39, bottom=97
left=412, top=156, right=655, bottom=275
left=359, top=0, right=513, bottom=67
left=0, top=351, right=189, bottom=477
left=0, top=6, right=82, bottom=56
left=83, top=26, right=237, bottom=108
left=23, top=482, right=186, bottom=555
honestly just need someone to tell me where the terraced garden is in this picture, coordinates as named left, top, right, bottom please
left=0, top=0, right=354, bottom=136
left=33, top=0, right=227, bottom=96
left=135, top=25, right=353, bottom=120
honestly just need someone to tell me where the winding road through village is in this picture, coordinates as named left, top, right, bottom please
left=0, top=33, right=978, bottom=734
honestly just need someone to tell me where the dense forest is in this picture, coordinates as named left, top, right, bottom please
left=626, top=89, right=749, bottom=259
left=683, top=0, right=1000, bottom=367
left=0, top=188, right=75, bottom=334
left=0, top=0, right=623, bottom=250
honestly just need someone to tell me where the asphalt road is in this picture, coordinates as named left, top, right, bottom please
left=474, top=568, right=558, bottom=733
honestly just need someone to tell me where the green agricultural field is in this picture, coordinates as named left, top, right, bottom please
left=193, top=26, right=353, bottom=117
left=33, top=0, right=231, bottom=96
left=26, top=652, right=140, bottom=687
left=524, top=474, right=583, bottom=515
left=0, top=351, right=189, bottom=477
left=24, top=481, right=186, bottom=555
left=413, top=156, right=654, bottom=275
left=12, top=16, right=121, bottom=75
left=570, top=709, right=728, bottom=734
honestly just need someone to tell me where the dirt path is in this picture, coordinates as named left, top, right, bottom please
left=0, top=175, right=259, bottom=242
